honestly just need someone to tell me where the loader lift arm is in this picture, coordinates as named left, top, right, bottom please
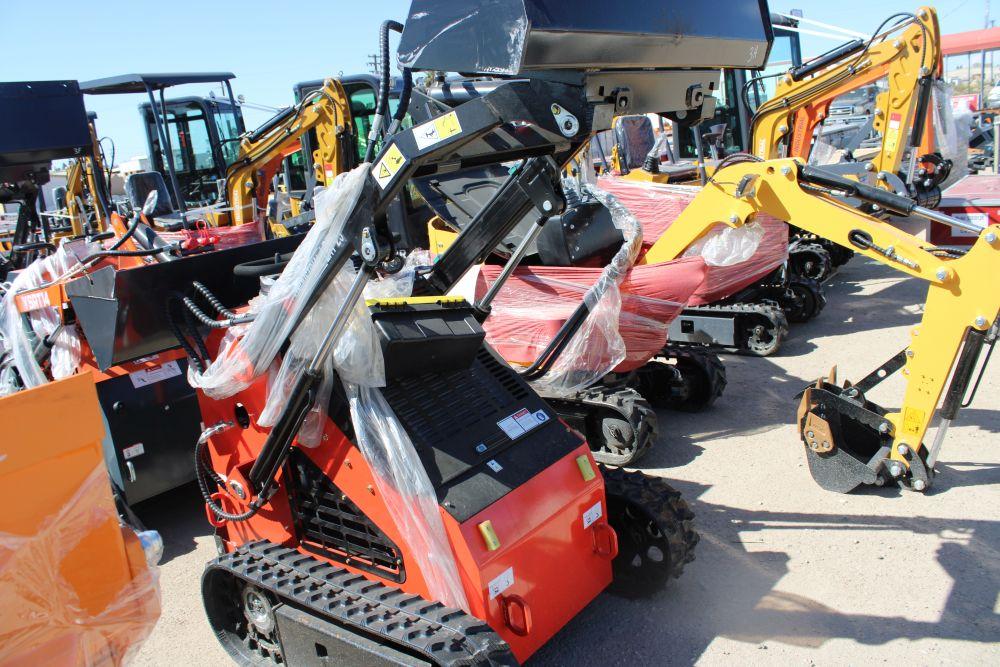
left=750, top=7, right=942, bottom=191
left=641, top=157, right=1000, bottom=492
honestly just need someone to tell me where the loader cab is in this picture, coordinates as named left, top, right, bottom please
left=675, top=14, right=801, bottom=159
left=139, top=95, right=242, bottom=207
left=79, top=73, right=246, bottom=228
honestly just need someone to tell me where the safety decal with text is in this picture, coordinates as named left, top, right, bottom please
left=497, top=408, right=549, bottom=439
left=412, top=111, right=463, bottom=150
left=884, top=112, right=903, bottom=153
left=372, top=143, right=407, bottom=189
left=129, top=360, right=182, bottom=388
left=582, top=501, right=603, bottom=529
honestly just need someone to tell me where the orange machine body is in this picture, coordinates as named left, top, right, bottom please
left=197, top=330, right=616, bottom=662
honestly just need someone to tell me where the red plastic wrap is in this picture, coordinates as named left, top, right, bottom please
left=597, top=176, right=788, bottom=304
left=476, top=256, right=707, bottom=374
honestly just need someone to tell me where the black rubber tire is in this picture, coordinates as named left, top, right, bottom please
left=641, top=347, right=727, bottom=412
left=601, top=465, right=699, bottom=599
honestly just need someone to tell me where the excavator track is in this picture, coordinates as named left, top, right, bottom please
left=783, top=276, right=827, bottom=323
left=600, top=465, right=699, bottom=599
left=789, top=241, right=834, bottom=283
left=541, top=385, right=657, bottom=466
left=203, top=540, right=516, bottom=666
left=634, top=346, right=727, bottom=412
left=672, top=302, right=789, bottom=357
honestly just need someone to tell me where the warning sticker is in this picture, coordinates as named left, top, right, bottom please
left=884, top=113, right=903, bottom=153
left=888, top=112, right=902, bottom=129
left=487, top=459, right=503, bottom=473
left=122, top=443, right=145, bottom=460
left=902, top=407, right=926, bottom=436
left=497, top=408, right=549, bottom=439
left=582, top=501, right=603, bottom=529
left=487, top=567, right=514, bottom=599
left=372, top=143, right=407, bottom=189
left=129, top=360, right=182, bottom=388
left=412, top=111, right=463, bottom=150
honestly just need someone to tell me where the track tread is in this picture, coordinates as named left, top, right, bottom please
left=599, top=465, right=699, bottom=598
left=208, top=541, right=516, bottom=666
left=545, top=386, right=658, bottom=467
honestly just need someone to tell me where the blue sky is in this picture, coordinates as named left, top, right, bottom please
left=4, top=1, right=992, bottom=160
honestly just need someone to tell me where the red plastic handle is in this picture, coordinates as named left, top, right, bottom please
left=502, top=595, right=532, bottom=637
left=592, top=522, right=618, bottom=559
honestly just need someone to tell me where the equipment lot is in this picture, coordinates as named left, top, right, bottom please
left=134, top=258, right=999, bottom=666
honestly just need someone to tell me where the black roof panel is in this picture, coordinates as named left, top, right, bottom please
left=79, top=72, right=236, bottom=95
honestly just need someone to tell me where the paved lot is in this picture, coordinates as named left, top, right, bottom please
left=133, top=258, right=1000, bottom=666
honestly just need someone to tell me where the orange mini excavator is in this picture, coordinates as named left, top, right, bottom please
left=186, top=2, right=775, bottom=664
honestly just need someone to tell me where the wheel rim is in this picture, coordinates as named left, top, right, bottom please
left=610, top=498, right=672, bottom=592
left=746, top=318, right=779, bottom=354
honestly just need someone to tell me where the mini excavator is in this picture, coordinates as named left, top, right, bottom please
left=189, top=2, right=776, bottom=664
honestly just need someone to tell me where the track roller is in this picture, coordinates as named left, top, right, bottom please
left=781, top=277, right=826, bottom=324
left=600, top=465, right=699, bottom=599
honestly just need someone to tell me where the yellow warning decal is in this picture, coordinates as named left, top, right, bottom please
left=412, top=111, right=463, bottom=150
left=902, top=407, right=925, bottom=436
left=371, top=143, right=406, bottom=189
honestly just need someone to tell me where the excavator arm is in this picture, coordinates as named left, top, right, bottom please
left=65, top=116, right=112, bottom=235
left=642, top=157, right=999, bottom=492
left=750, top=7, right=941, bottom=189
left=224, top=78, right=352, bottom=228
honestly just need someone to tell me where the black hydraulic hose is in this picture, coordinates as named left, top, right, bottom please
left=364, top=19, right=404, bottom=163
left=107, top=212, right=142, bottom=251
left=192, top=281, right=242, bottom=320
left=386, top=67, right=414, bottom=136
left=196, top=439, right=261, bottom=522
left=166, top=296, right=207, bottom=373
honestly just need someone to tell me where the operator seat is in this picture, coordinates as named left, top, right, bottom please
left=613, top=115, right=698, bottom=180
left=124, top=171, right=186, bottom=231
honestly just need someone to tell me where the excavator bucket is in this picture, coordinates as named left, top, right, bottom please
left=0, top=373, right=160, bottom=665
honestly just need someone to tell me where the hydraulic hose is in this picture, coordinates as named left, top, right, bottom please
left=385, top=67, right=413, bottom=136
left=365, top=19, right=405, bottom=163
left=78, top=244, right=173, bottom=265
left=107, top=212, right=142, bottom=251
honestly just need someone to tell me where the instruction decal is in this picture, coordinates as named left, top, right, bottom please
left=129, top=360, right=182, bottom=388
left=582, top=501, right=603, bottom=529
left=488, top=567, right=514, bottom=599
left=497, top=408, right=549, bottom=439
left=122, top=443, right=145, bottom=460
left=413, top=111, right=463, bottom=150
left=884, top=112, right=903, bottom=153
left=372, top=143, right=407, bottom=190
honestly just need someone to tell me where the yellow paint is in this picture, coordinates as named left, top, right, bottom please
left=576, top=454, right=596, bottom=482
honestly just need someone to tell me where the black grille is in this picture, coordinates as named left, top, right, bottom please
left=386, top=348, right=529, bottom=451
left=287, top=450, right=404, bottom=583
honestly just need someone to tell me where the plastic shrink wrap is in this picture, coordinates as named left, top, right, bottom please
left=475, top=180, right=707, bottom=395
left=0, top=244, right=83, bottom=396
left=596, top=176, right=788, bottom=304
left=0, top=373, right=160, bottom=666
left=189, top=166, right=469, bottom=612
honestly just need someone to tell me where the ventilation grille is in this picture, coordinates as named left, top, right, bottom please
left=383, top=348, right=530, bottom=450
left=287, top=450, right=404, bottom=583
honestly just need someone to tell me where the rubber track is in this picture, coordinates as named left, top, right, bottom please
left=207, top=541, right=516, bottom=666
left=599, top=466, right=699, bottom=593
left=661, top=344, right=728, bottom=410
left=544, top=385, right=657, bottom=467
left=789, top=242, right=833, bottom=283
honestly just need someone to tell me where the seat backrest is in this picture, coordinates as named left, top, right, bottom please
left=614, top=116, right=656, bottom=170
left=124, top=171, right=174, bottom=218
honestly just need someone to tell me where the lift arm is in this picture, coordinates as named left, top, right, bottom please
left=224, top=78, right=353, bottom=227
left=642, top=157, right=1000, bottom=491
left=750, top=7, right=941, bottom=185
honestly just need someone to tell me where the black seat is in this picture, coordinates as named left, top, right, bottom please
left=614, top=115, right=656, bottom=171
left=124, top=171, right=175, bottom=218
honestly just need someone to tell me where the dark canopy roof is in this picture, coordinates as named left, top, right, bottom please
left=79, top=72, right=235, bottom=95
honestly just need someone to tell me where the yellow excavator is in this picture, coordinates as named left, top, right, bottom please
left=750, top=6, right=946, bottom=202
left=638, top=155, right=998, bottom=493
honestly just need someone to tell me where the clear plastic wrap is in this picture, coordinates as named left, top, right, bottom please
left=596, top=175, right=788, bottom=304
left=187, top=165, right=374, bottom=401
left=503, top=179, right=644, bottom=395
left=0, top=245, right=83, bottom=395
left=0, top=464, right=160, bottom=666
left=345, top=383, right=469, bottom=612
left=191, top=165, right=469, bottom=611
left=932, top=81, right=971, bottom=189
